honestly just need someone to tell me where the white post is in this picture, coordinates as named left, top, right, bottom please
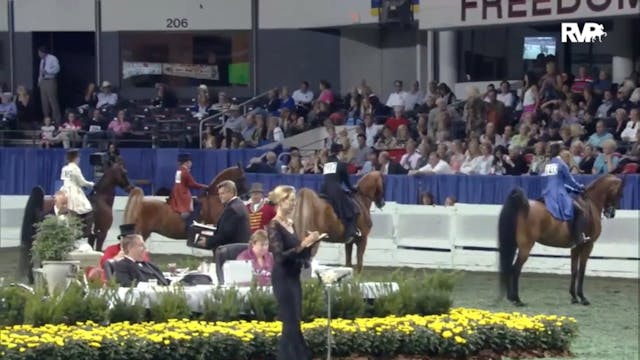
left=438, top=30, right=457, bottom=87
left=426, top=30, right=435, bottom=83
left=612, top=56, right=633, bottom=85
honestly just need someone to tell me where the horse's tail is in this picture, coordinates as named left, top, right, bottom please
left=18, top=186, right=45, bottom=283
left=498, top=187, right=529, bottom=298
left=295, top=188, right=320, bottom=242
left=123, top=186, right=144, bottom=224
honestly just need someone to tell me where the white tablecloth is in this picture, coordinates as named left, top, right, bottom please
left=116, top=282, right=399, bottom=313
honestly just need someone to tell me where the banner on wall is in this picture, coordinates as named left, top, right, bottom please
left=122, top=61, right=219, bottom=80
left=370, top=0, right=419, bottom=16
left=418, top=0, right=639, bottom=29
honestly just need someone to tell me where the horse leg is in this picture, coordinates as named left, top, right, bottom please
left=577, top=242, right=595, bottom=306
left=569, top=248, right=580, bottom=304
left=355, top=236, right=367, bottom=273
left=345, top=243, right=353, bottom=268
left=510, top=248, right=530, bottom=307
left=83, top=212, right=96, bottom=249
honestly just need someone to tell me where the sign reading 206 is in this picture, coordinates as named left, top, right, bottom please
left=166, top=18, right=189, bottom=29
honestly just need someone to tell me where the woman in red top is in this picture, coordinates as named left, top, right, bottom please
left=236, top=229, right=273, bottom=286
left=168, top=153, right=208, bottom=217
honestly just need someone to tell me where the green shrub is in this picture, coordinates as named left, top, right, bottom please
left=147, top=287, right=191, bottom=322
left=107, top=287, right=147, bottom=324
left=330, top=280, right=366, bottom=319
left=301, top=280, right=325, bottom=321
left=246, top=285, right=278, bottom=321
left=200, top=287, right=243, bottom=322
left=0, top=286, right=31, bottom=326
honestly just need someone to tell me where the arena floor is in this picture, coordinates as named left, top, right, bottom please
left=0, top=248, right=637, bottom=360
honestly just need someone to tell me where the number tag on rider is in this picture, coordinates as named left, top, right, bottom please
left=542, top=164, right=558, bottom=176
left=62, top=169, right=72, bottom=180
left=323, top=162, right=337, bottom=175
left=175, top=170, right=182, bottom=183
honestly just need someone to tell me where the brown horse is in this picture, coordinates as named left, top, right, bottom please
left=293, top=171, right=385, bottom=273
left=17, top=161, right=132, bottom=282
left=498, top=174, right=625, bottom=306
left=123, top=165, right=247, bottom=240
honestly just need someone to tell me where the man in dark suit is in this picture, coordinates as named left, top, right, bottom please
left=378, top=151, right=408, bottom=174
left=197, top=180, right=251, bottom=250
left=113, top=234, right=170, bottom=287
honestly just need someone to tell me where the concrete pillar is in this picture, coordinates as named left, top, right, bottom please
left=612, top=56, right=633, bottom=85
left=416, top=30, right=428, bottom=89
left=426, top=30, right=435, bottom=83
left=438, top=30, right=457, bottom=87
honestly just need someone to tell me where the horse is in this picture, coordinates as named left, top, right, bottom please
left=293, top=171, right=385, bottom=273
left=17, top=161, right=133, bottom=283
left=123, top=165, right=247, bottom=240
left=498, top=174, right=625, bottom=306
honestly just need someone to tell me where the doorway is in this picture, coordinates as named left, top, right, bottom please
left=32, top=32, right=95, bottom=113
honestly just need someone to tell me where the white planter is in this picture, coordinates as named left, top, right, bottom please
left=41, top=261, right=80, bottom=295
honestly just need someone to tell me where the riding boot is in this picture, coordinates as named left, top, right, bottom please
left=570, top=205, right=590, bottom=248
left=343, top=218, right=356, bottom=245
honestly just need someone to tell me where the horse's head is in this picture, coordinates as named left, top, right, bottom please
left=357, top=171, right=386, bottom=209
left=103, top=160, right=134, bottom=193
left=208, top=164, right=248, bottom=196
left=585, top=174, right=625, bottom=219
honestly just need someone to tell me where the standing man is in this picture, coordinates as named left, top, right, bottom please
left=246, top=183, right=276, bottom=233
left=197, top=180, right=250, bottom=250
left=168, top=153, right=208, bottom=219
left=37, top=46, right=61, bottom=124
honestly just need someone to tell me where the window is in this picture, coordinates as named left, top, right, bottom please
left=0, top=32, right=9, bottom=91
left=120, top=31, right=250, bottom=88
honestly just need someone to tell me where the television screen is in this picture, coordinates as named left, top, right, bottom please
left=523, top=37, right=556, bottom=60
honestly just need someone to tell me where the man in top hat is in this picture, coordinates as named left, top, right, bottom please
left=246, top=183, right=276, bottom=233
left=99, top=223, right=150, bottom=268
left=168, top=153, right=208, bottom=219
left=320, top=143, right=361, bottom=244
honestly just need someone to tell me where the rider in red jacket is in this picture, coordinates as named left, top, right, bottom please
left=168, top=153, right=207, bottom=218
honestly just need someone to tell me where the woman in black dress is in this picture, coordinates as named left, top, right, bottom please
left=267, top=185, right=321, bottom=360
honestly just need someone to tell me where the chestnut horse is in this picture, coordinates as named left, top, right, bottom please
left=123, top=165, right=247, bottom=240
left=498, top=174, right=625, bottom=306
left=293, top=171, right=385, bottom=273
left=17, top=161, right=133, bottom=282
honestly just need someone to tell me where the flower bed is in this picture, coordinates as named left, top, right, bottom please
left=0, top=308, right=577, bottom=360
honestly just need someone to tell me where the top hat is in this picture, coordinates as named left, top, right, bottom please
left=249, top=183, right=264, bottom=194
left=118, top=224, right=136, bottom=239
left=178, top=153, right=192, bottom=163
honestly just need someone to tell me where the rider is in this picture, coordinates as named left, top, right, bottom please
left=542, top=143, right=590, bottom=248
left=320, top=143, right=360, bottom=244
left=59, top=149, right=94, bottom=217
left=168, top=153, right=208, bottom=220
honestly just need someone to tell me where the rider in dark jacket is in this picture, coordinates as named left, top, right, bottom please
left=542, top=143, right=589, bottom=248
left=320, top=143, right=360, bottom=244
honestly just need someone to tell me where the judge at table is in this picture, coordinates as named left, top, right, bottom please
left=113, top=234, right=170, bottom=287
left=197, top=180, right=251, bottom=250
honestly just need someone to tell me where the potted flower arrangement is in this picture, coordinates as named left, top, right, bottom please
left=31, top=215, right=83, bottom=295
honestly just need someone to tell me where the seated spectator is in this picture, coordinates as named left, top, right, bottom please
left=236, top=229, right=273, bottom=286
left=15, top=85, right=39, bottom=130
left=385, top=106, right=409, bottom=134
left=592, top=70, right=611, bottom=95
left=592, top=139, right=620, bottom=174
left=192, top=90, right=212, bottom=117
left=409, top=152, right=453, bottom=175
left=108, top=110, right=132, bottom=140
left=444, top=196, right=457, bottom=207
left=595, top=90, right=615, bottom=119
left=399, top=139, right=421, bottom=170
left=460, top=141, right=493, bottom=175
left=503, top=145, right=529, bottom=175
left=375, top=126, right=398, bottom=150
left=378, top=151, right=407, bottom=174
left=420, top=191, right=435, bottom=205
left=529, top=141, right=549, bottom=175
left=485, top=89, right=505, bottom=132
left=502, top=125, right=514, bottom=146
left=510, top=124, right=531, bottom=148
left=571, top=65, right=593, bottom=94
left=497, top=81, right=515, bottom=108
left=211, top=91, right=231, bottom=112
left=448, top=140, right=466, bottom=172
left=363, top=114, right=383, bottom=147
left=578, top=144, right=596, bottom=174
left=317, top=80, right=335, bottom=105
left=611, top=144, right=640, bottom=174
left=265, top=88, right=282, bottom=114
left=292, top=81, right=314, bottom=109
left=358, top=150, right=379, bottom=175
left=82, top=109, right=109, bottom=148
left=612, top=108, right=628, bottom=140
left=350, top=134, right=370, bottom=167
left=113, top=234, right=169, bottom=287
left=152, top=83, right=178, bottom=108
left=222, top=105, right=246, bottom=135
left=266, top=116, right=284, bottom=142
left=587, top=120, right=613, bottom=149
left=491, top=145, right=508, bottom=175
left=620, top=108, right=638, bottom=143
left=59, top=111, right=82, bottom=147
left=40, top=116, right=62, bottom=148
left=0, top=92, right=17, bottom=121
left=279, top=86, right=295, bottom=110
left=100, top=224, right=150, bottom=268
left=570, top=140, right=584, bottom=165
left=480, top=122, right=505, bottom=147
left=81, top=82, right=98, bottom=109
left=395, top=124, right=411, bottom=148
left=285, top=155, right=304, bottom=174
left=286, top=116, right=307, bottom=137
left=96, top=81, right=118, bottom=109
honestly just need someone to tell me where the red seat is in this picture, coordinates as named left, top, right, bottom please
left=621, top=163, right=639, bottom=174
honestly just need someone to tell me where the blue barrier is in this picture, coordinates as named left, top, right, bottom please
left=1, top=148, right=639, bottom=209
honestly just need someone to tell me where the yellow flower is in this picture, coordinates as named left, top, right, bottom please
left=454, top=336, right=467, bottom=344
left=442, top=330, right=453, bottom=338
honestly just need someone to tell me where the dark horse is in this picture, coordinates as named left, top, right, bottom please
left=498, top=174, right=625, bottom=306
left=123, top=165, right=247, bottom=240
left=17, top=161, right=133, bottom=283
left=293, top=171, right=385, bottom=273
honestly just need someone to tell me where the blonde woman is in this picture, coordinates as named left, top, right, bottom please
left=59, top=149, right=94, bottom=215
left=592, top=139, right=619, bottom=174
left=267, top=185, right=322, bottom=360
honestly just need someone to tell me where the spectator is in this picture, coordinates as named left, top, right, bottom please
left=578, top=144, right=596, bottom=174
left=15, top=85, right=39, bottom=130
left=292, top=81, right=314, bottom=109
left=363, top=114, right=382, bottom=147
left=510, top=124, right=530, bottom=148
left=595, top=90, right=615, bottom=119
left=265, top=88, right=282, bottom=114
left=351, top=134, right=371, bottom=167
left=491, top=145, right=508, bottom=175
left=460, top=142, right=493, bottom=175
left=37, top=46, right=61, bottom=124
left=480, top=122, right=505, bottom=147
left=317, top=80, right=334, bottom=105
left=587, top=120, right=613, bottom=148
left=385, top=106, right=409, bottom=134
left=375, top=126, right=398, bottom=150
left=152, top=83, right=178, bottom=108
left=448, top=140, right=466, bottom=172
left=59, top=111, right=82, bottom=148
left=612, top=108, right=628, bottom=140
left=503, top=145, right=529, bottom=175
left=497, top=81, right=515, bottom=108
left=108, top=109, right=132, bottom=141
left=0, top=92, right=17, bottom=120
left=82, top=82, right=98, bottom=108
left=378, top=151, right=407, bottom=174
left=570, top=140, right=584, bottom=165
left=420, top=191, right=435, bottom=205
left=404, top=81, right=424, bottom=112
left=444, top=196, right=457, bottom=206
left=40, top=116, right=62, bottom=148
left=592, top=139, right=619, bottom=174
left=463, top=87, right=485, bottom=134
left=571, top=65, right=593, bottom=93
left=211, top=91, right=231, bottom=112
left=386, top=80, right=408, bottom=110
left=410, top=152, right=453, bottom=175
left=529, top=141, right=549, bottom=175
left=485, top=89, right=506, bottom=132
left=592, top=70, right=611, bottom=95
left=399, top=139, right=421, bottom=170
left=285, top=155, right=304, bottom=174
left=222, top=105, right=246, bottom=135
left=359, top=150, right=379, bottom=175
left=96, top=81, right=118, bottom=109
left=82, top=109, right=109, bottom=148
left=620, top=108, right=639, bottom=143
left=279, top=87, right=295, bottom=110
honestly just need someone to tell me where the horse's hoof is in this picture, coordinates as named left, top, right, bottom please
left=580, top=298, right=591, bottom=306
left=511, top=300, right=525, bottom=307
left=571, top=297, right=580, bottom=304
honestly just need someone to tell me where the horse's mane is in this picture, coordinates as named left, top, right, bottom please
left=585, top=174, right=618, bottom=192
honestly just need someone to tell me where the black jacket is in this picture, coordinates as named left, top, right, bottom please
left=113, top=257, right=170, bottom=287
left=320, top=156, right=357, bottom=220
left=386, top=160, right=408, bottom=175
left=206, top=197, right=251, bottom=249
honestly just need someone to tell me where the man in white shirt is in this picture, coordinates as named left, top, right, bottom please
left=222, top=105, right=246, bottom=134
left=399, top=140, right=422, bottom=170
left=37, top=46, right=61, bottom=124
left=363, top=114, right=382, bottom=147
left=292, top=81, right=314, bottom=107
left=96, top=81, right=118, bottom=108
left=403, top=81, right=424, bottom=112
left=409, top=152, right=453, bottom=175
left=386, top=80, right=408, bottom=110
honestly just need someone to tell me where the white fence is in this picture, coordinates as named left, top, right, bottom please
left=1, top=196, right=638, bottom=278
